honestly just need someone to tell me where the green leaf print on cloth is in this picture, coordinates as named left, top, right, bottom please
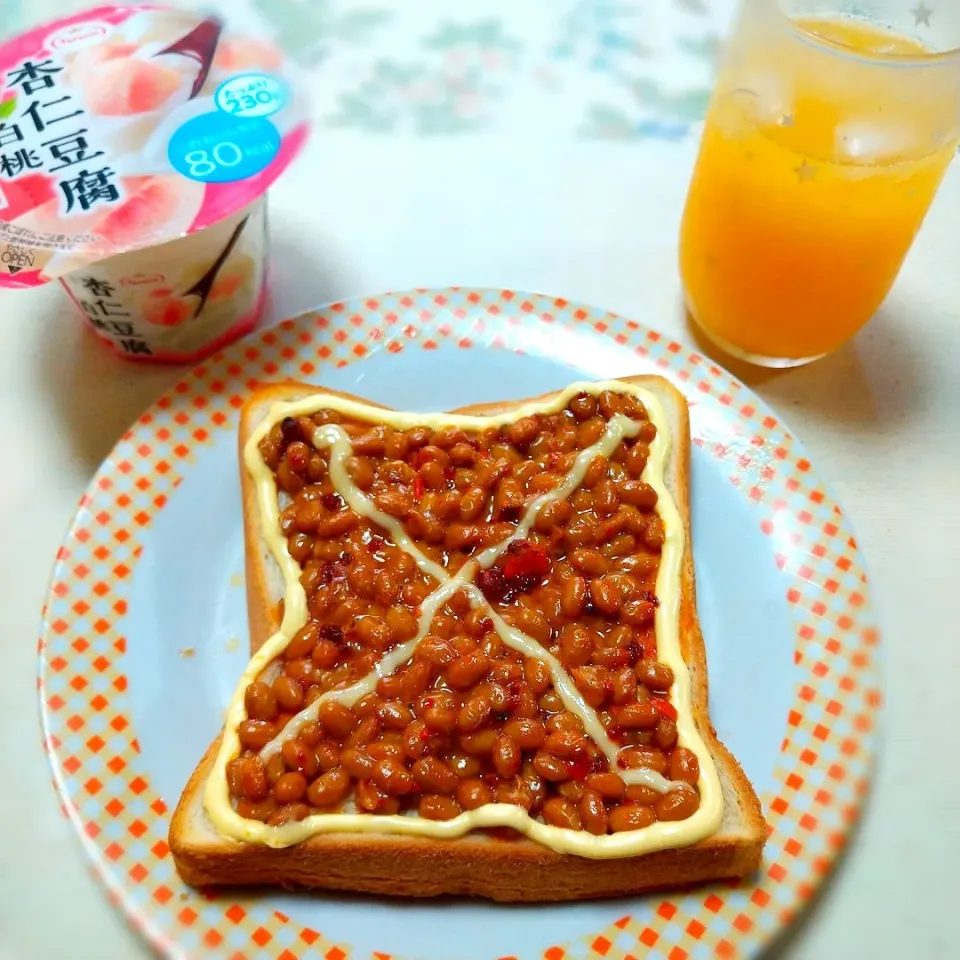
left=549, top=0, right=723, bottom=140
left=676, top=34, right=721, bottom=62
left=327, top=19, right=522, bottom=135
left=333, top=9, right=393, bottom=43
left=239, top=0, right=734, bottom=138
left=422, top=19, right=522, bottom=53
left=250, top=0, right=392, bottom=62
left=632, top=78, right=712, bottom=123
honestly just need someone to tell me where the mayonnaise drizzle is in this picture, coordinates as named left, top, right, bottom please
left=203, top=381, right=723, bottom=857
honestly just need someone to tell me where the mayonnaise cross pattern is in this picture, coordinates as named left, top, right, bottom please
left=204, top=380, right=723, bottom=857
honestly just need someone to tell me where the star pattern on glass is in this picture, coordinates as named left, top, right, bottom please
left=794, top=159, right=817, bottom=182
left=911, top=2, right=933, bottom=26
left=778, top=114, right=794, bottom=128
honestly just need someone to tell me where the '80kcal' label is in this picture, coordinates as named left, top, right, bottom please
left=168, top=72, right=288, bottom=184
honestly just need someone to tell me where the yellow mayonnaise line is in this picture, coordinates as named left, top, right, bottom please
left=204, top=381, right=723, bottom=857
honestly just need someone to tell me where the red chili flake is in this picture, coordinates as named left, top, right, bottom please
left=478, top=617, right=493, bottom=635
left=338, top=551, right=354, bottom=566
left=509, top=572, right=540, bottom=598
left=546, top=452, right=560, bottom=469
left=319, top=625, right=343, bottom=644
left=418, top=727, right=431, bottom=742
left=567, top=749, right=591, bottom=782
left=590, top=752, right=608, bottom=773
left=412, top=477, right=425, bottom=502
left=607, top=724, right=625, bottom=744
left=367, top=535, right=386, bottom=553
left=650, top=697, right=678, bottom=722
left=624, top=639, right=642, bottom=664
left=476, top=567, right=507, bottom=603
left=421, top=698, right=435, bottom=710
left=639, top=590, right=660, bottom=607
left=280, top=417, right=302, bottom=444
left=322, top=492, right=343, bottom=511
left=410, top=450, right=425, bottom=470
left=616, top=755, right=629, bottom=770
left=502, top=540, right=551, bottom=581
left=477, top=449, right=490, bottom=460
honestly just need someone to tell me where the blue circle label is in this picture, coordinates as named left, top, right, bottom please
left=214, top=73, right=289, bottom=119
left=168, top=112, right=281, bottom=184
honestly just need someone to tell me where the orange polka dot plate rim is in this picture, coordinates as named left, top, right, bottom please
left=37, top=288, right=882, bottom=960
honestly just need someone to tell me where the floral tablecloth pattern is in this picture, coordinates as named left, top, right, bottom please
left=1, top=0, right=734, bottom=139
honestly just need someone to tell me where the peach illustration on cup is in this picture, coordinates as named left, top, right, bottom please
left=15, top=175, right=203, bottom=253
left=2, top=172, right=57, bottom=222
left=142, top=289, right=195, bottom=327
left=81, top=54, right=181, bottom=116
left=65, top=39, right=139, bottom=79
left=208, top=268, right=246, bottom=302
left=0, top=5, right=307, bottom=364
left=96, top=175, right=196, bottom=246
left=213, top=37, right=283, bottom=73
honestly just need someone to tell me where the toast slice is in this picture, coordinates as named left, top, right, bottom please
left=170, top=376, right=766, bottom=901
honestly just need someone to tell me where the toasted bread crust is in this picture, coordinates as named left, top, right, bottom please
left=171, top=377, right=766, bottom=900
left=170, top=738, right=762, bottom=901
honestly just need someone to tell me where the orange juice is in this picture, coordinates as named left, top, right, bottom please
left=680, top=17, right=958, bottom=364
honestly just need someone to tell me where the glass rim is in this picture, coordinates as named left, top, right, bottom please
left=773, top=6, right=960, bottom=64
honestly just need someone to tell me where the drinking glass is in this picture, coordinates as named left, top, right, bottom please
left=679, top=0, right=960, bottom=367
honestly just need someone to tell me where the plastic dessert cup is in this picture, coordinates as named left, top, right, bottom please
left=0, top=5, right=309, bottom=363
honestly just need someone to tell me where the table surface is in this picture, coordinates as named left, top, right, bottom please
left=2, top=1, right=959, bottom=959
